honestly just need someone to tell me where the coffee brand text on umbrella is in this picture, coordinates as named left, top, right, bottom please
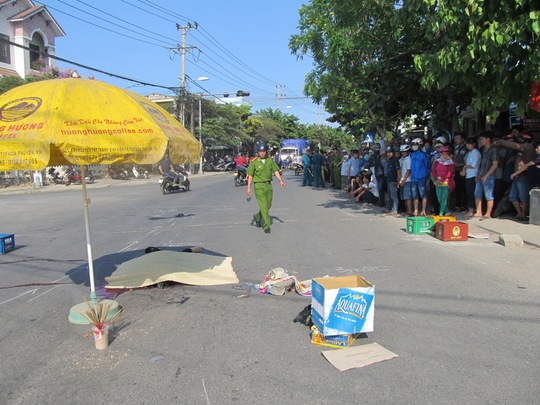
left=0, top=123, right=45, bottom=132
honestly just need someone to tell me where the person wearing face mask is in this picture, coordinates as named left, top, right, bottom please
left=409, top=138, right=431, bottom=216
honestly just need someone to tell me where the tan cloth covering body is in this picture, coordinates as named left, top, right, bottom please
left=105, top=251, right=238, bottom=289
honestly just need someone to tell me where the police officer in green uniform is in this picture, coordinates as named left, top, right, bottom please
left=246, top=142, right=285, bottom=234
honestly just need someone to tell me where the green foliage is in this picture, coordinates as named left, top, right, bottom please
left=198, top=101, right=253, bottom=147
left=411, top=0, right=539, bottom=120
left=0, top=76, right=41, bottom=94
left=290, top=0, right=436, bottom=136
left=290, top=0, right=540, bottom=129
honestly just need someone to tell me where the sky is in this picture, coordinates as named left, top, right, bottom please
left=35, top=0, right=329, bottom=126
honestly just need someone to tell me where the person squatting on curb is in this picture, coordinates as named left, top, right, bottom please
left=246, top=142, right=286, bottom=234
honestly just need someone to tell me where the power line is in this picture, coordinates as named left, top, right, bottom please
left=36, top=1, right=172, bottom=49
left=124, top=0, right=281, bottom=87
left=1, top=38, right=176, bottom=91
left=72, top=0, right=178, bottom=45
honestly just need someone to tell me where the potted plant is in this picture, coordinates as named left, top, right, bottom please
left=81, top=299, right=124, bottom=350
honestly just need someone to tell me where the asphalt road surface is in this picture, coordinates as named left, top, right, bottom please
left=0, top=171, right=538, bottom=404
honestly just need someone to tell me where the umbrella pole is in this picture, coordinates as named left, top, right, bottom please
left=68, top=166, right=120, bottom=324
left=80, top=165, right=97, bottom=303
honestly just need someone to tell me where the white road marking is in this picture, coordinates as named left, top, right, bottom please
left=0, top=288, right=38, bottom=306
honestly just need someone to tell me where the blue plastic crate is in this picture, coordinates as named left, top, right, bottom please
left=0, top=234, right=15, bottom=254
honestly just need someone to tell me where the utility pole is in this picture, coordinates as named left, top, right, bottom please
left=176, top=22, right=198, bottom=125
left=276, top=85, right=285, bottom=111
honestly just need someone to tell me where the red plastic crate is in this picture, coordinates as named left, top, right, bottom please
left=435, top=222, right=468, bottom=241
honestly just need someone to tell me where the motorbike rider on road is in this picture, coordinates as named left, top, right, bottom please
left=158, top=152, right=179, bottom=184
left=234, top=153, right=248, bottom=169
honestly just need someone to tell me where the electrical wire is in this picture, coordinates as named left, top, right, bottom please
left=31, top=1, right=321, bottom=120
left=125, top=0, right=282, bottom=88
left=36, top=1, right=171, bottom=49
left=2, top=38, right=177, bottom=91
left=72, top=0, right=179, bottom=45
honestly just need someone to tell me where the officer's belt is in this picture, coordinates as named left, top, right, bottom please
left=254, top=181, right=271, bottom=184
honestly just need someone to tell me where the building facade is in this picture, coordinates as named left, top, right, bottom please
left=0, top=0, right=64, bottom=78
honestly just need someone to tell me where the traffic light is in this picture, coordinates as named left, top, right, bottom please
left=236, top=90, right=250, bottom=97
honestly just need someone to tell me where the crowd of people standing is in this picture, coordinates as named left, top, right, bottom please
left=298, top=127, right=540, bottom=221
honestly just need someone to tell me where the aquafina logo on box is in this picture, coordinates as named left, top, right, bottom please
left=326, top=289, right=374, bottom=333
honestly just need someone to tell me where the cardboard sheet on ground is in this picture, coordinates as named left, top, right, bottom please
left=105, top=251, right=238, bottom=289
left=322, top=343, right=398, bottom=372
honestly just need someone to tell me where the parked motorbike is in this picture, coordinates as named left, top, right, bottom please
left=234, top=166, right=247, bottom=187
left=47, top=167, right=64, bottom=184
left=85, top=170, right=95, bottom=184
left=64, top=167, right=95, bottom=185
left=108, top=166, right=129, bottom=180
left=159, top=166, right=190, bottom=194
left=224, top=160, right=236, bottom=172
left=213, top=158, right=226, bottom=171
left=64, top=167, right=82, bottom=186
left=294, top=162, right=304, bottom=176
left=132, top=165, right=149, bottom=179
left=202, top=161, right=215, bottom=172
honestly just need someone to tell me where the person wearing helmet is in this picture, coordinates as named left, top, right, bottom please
left=436, top=135, right=447, bottom=145
left=246, top=142, right=286, bottom=234
left=410, top=138, right=430, bottom=216
left=398, top=144, right=412, bottom=215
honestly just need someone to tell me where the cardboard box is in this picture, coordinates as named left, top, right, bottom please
left=0, top=234, right=15, bottom=255
left=312, top=275, right=375, bottom=336
left=435, top=221, right=468, bottom=241
left=310, top=325, right=359, bottom=349
left=406, top=216, right=434, bottom=234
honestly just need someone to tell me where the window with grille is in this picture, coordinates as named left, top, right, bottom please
left=0, top=34, right=11, bottom=64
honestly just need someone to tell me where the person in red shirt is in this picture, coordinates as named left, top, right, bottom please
left=431, top=146, right=455, bottom=216
left=235, top=153, right=249, bottom=168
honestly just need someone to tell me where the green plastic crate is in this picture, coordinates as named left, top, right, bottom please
left=406, top=217, right=434, bottom=234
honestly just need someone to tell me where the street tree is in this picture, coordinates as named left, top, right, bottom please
left=289, top=0, right=434, bottom=137
left=410, top=0, right=540, bottom=122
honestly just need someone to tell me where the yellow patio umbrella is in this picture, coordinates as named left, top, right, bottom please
left=0, top=78, right=201, bottom=322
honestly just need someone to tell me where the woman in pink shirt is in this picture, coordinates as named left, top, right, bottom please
left=431, top=146, right=455, bottom=216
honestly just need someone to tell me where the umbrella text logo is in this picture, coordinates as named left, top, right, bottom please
left=0, top=97, right=42, bottom=122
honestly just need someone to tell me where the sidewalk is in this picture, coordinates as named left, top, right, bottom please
left=0, top=170, right=225, bottom=196
left=457, top=214, right=540, bottom=248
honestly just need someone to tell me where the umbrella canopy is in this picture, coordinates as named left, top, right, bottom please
left=0, top=78, right=201, bottom=171
left=0, top=78, right=201, bottom=320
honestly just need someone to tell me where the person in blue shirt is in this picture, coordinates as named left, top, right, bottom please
left=347, top=150, right=360, bottom=185
left=410, top=138, right=431, bottom=216
left=311, top=148, right=325, bottom=188
left=302, top=150, right=312, bottom=187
